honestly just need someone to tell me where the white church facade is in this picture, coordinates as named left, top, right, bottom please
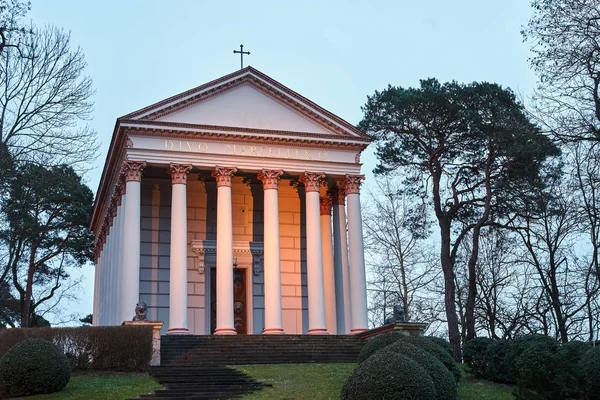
left=90, top=67, right=372, bottom=335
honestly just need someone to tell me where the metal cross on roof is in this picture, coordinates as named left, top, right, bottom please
left=233, top=44, right=250, bottom=70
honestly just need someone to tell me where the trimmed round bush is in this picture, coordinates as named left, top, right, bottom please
left=357, top=331, right=405, bottom=363
left=463, top=337, right=493, bottom=378
left=505, top=334, right=557, bottom=383
left=578, top=345, right=600, bottom=400
left=341, top=349, right=436, bottom=400
left=0, top=338, right=71, bottom=397
left=483, top=340, right=512, bottom=383
left=425, top=336, right=453, bottom=357
left=555, top=341, right=590, bottom=400
left=386, top=341, right=457, bottom=400
left=514, top=340, right=560, bottom=400
left=401, top=335, right=461, bottom=383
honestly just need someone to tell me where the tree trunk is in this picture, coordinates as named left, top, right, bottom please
left=440, top=221, right=462, bottom=362
left=465, top=225, right=481, bottom=341
left=21, top=248, right=36, bottom=327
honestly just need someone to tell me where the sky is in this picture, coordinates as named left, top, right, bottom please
left=27, top=0, right=537, bottom=324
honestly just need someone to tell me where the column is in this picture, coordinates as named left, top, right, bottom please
left=213, top=166, right=237, bottom=335
left=342, top=175, right=368, bottom=333
left=118, top=182, right=129, bottom=322
left=299, top=172, right=328, bottom=334
left=107, top=204, right=116, bottom=325
left=320, top=196, right=337, bottom=334
left=121, top=161, right=146, bottom=324
left=114, top=183, right=125, bottom=323
left=168, top=164, right=192, bottom=334
left=92, top=246, right=101, bottom=326
left=332, top=186, right=351, bottom=333
left=258, top=169, right=284, bottom=334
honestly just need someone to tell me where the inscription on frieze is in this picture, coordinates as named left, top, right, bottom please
left=163, top=140, right=328, bottom=161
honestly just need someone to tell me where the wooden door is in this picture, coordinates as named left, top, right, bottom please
left=210, top=268, right=247, bottom=334
left=233, top=268, right=247, bottom=334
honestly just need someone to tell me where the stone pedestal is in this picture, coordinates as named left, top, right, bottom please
left=393, top=322, right=428, bottom=336
left=122, top=321, right=164, bottom=366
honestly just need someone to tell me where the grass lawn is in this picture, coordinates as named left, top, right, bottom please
left=237, top=363, right=356, bottom=400
left=25, top=373, right=162, bottom=400
left=238, top=363, right=516, bottom=400
left=458, top=365, right=515, bottom=400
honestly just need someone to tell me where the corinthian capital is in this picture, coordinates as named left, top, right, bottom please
left=340, top=174, right=365, bottom=195
left=169, top=164, right=192, bottom=185
left=299, top=172, right=326, bottom=193
left=258, top=169, right=283, bottom=190
left=212, top=166, right=237, bottom=187
left=122, top=161, right=147, bottom=182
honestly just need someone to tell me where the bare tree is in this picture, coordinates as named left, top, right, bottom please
left=0, top=25, right=97, bottom=168
left=0, top=0, right=31, bottom=57
left=523, top=0, right=600, bottom=142
left=364, top=176, right=442, bottom=329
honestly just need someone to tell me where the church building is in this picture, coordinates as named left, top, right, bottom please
left=90, top=67, right=372, bottom=335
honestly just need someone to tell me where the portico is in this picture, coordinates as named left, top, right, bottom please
left=90, top=67, right=371, bottom=335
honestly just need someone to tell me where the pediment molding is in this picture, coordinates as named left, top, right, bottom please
left=120, top=67, right=370, bottom=141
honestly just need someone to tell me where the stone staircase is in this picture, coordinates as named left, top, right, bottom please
left=130, top=365, right=266, bottom=400
left=160, top=334, right=365, bottom=366
left=129, top=335, right=364, bottom=400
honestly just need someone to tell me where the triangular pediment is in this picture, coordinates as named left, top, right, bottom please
left=120, top=67, right=370, bottom=140
left=156, top=84, right=331, bottom=134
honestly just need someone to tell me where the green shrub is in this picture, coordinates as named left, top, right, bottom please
left=483, top=340, right=512, bottom=383
left=463, top=337, right=493, bottom=378
left=341, top=349, right=436, bottom=400
left=425, top=336, right=453, bottom=357
left=554, top=341, right=590, bottom=400
left=0, top=325, right=153, bottom=372
left=0, top=338, right=71, bottom=397
left=505, top=334, right=557, bottom=383
left=357, top=331, right=405, bottom=363
left=400, top=335, right=461, bottom=383
left=386, top=341, right=457, bottom=400
left=578, top=345, right=600, bottom=400
left=514, top=340, right=561, bottom=400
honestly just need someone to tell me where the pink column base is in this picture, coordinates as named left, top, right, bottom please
left=308, top=328, right=329, bottom=335
left=167, top=327, right=189, bottom=335
left=351, top=328, right=368, bottom=334
left=214, top=328, right=237, bottom=335
left=263, top=328, right=285, bottom=335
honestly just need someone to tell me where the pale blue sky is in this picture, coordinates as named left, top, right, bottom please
left=28, top=0, right=536, bottom=322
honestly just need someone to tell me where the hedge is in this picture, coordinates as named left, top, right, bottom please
left=0, top=325, right=153, bottom=372
left=463, top=337, right=493, bottom=378
left=341, top=349, right=436, bottom=400
left=578, top=345, right=600, bottom=400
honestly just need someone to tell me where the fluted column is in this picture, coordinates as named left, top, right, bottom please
left=213, top=166, right=237, bottom=335
left=114, top=195, right=122, bottom=323
left=107, top=202, right=117, bottom=325
left=342, top=175, right=368, bottom=333
left=332, top=186, right=351, bottom=333
left=258, top=169, right=285, bottom=334
left=167, top=164, right=192, bottom=334
left=320, top=196, right=337, bottom=334
left=299, top=172, right=328, bottom=334
left=121, top=161, right=146, bottom=324
left=117, top=181, right=129, bottom=322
